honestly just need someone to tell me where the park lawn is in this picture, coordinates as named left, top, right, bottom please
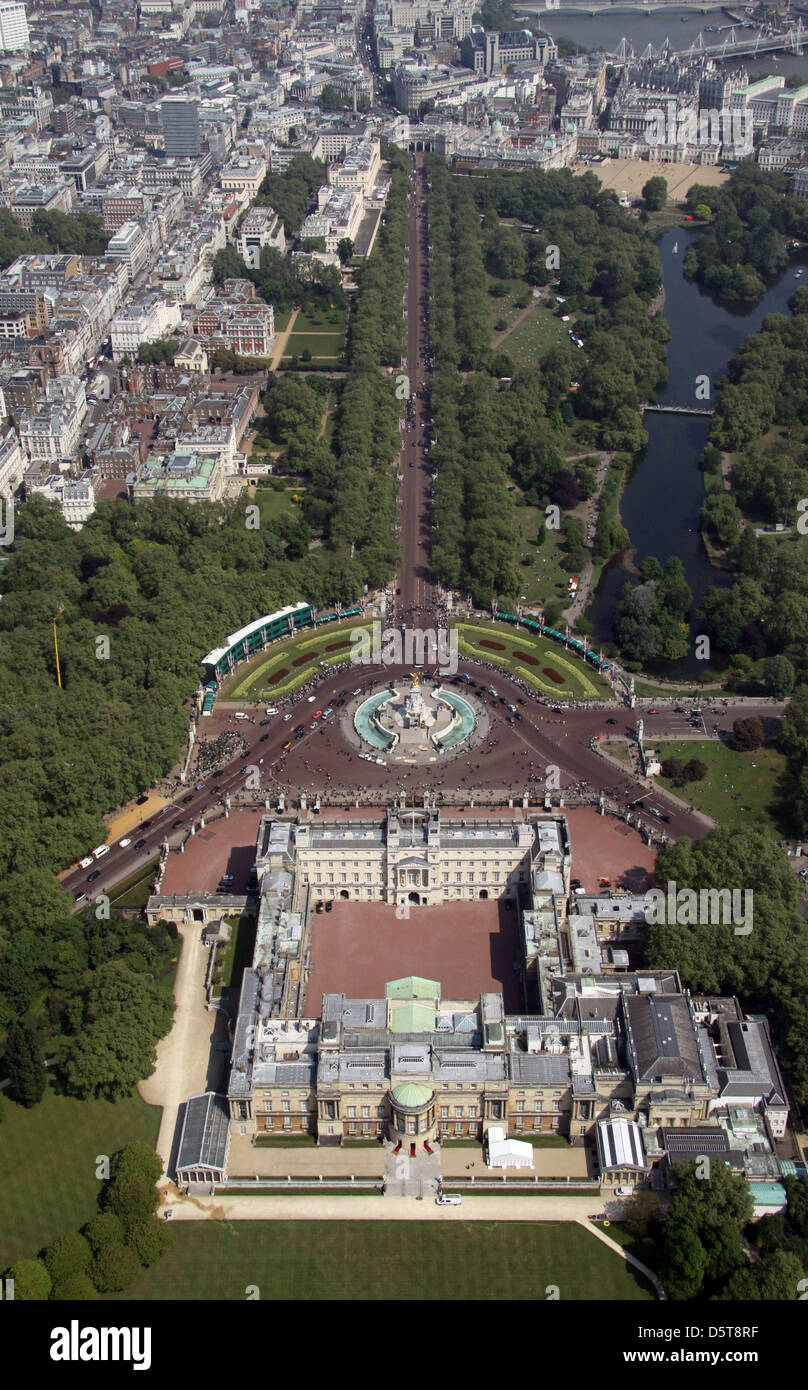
left=0, top=1086, right=160, bottom=1271
left=454, top=620, right=609, bottom=700
left=654, top=739, right=785, bottom=833
left=502, top=301, right=567, bottom=369
left=273, top=310, right=291, bottom=334
left=284, top=331, right=345, bottom=359
left=488, top=273, right=533, bottom=337
left=602, top=739, right=632, bottom=766
left=252, top=485, right=303, bottom=524
left=515, top=504, right=577, bottom=607
left=119, top=1220, right=653, bottom=1301
left=293, top=309, right=347, bottom=334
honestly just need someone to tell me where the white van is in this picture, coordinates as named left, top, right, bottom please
left=234, top=711, right=248, bottom=719
left=92, top=844, right=110, bottom=859
left=436, top=1193, right=461, bottom=1206
left=265, top=706, right=278, bottom=716
left=79, top=856, right=94, bottom=869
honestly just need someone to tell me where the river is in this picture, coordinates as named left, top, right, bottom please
left=585, top=227, right=807, bottom=672
left=517, top=5, right=808, bottom=81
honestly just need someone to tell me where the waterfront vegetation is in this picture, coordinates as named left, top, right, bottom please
left=117, top=1220, right=654, bottom=1301
left=427, top=156, right=666, bottom=608
left=684, top=162, right=808, bottom=305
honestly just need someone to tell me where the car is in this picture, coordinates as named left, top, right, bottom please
left=295, top=729, right=305, bottom=740
left=239, top=767, right=249, bottom=775
left=325, top=901, right=333, bottom=913
left=74, top=891, right=86, bottom=903
left=79, top=856, right=94, bottom=869
left=219, top=874, right=234, bottom=886
left=196, top=782, right=205, bottom=791
left=163, top=1209, right=174, bottom=1220
left=259, top=733, right=269, bottom=742
left=647, top=707, right=659, bottom=715
left=134, top=839, right=146, bottom=850
left=119, top=837, right=131, bottom=848
left=234, top=711, right=248, bottom=719
left=283, top=740, right=292, bottom=751
left=606, top=717, right=618, bottom=726
left=259, top=718, right=270, bottom=726
left=435, top=1194, right=461, bottom=1206
left=283, top=713, right=292, bottom=721
left=507, top=716, right=515, bottom=724
left=614, top=1186, right=633, bottom=1199
left=141, top=820, right=152, bottom=830
left=309, top=721, right=318, bottom=730
left=87, top=870, right=101, bottom=882
left=172, top=819, right=184, bottom=829
left=92, top=844, right=110, bottom=859
left=182, top=793, right=193, bottom=803
left=211, top=786, right=221, bottom=794
left=322, top=708, right=333, bottom=719
left=307, top=695, right=316, bottom=703
left=314, top=710, right=322, bottom=719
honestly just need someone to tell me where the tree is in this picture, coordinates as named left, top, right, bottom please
left=43, top=1232, right=92, bottom=1285
left=733, top=715, right=764, bottom=751
left=7, top=1258, right=51, bottom=1300
left=4, top=1020, right=45, bottom=1107
left=662, top=1223, right=709, bottom=1299
left=623, top=1189, right=660, bottom=1239
left=642, top=177, right=668, bottom=211
left=51, top=1272, right=99, bottom=1300
left=82, top=1212, right=126, bottom=1254
left=127, top=1219, right=174, bottom=1267
left=763, top=654, right=795, bottom=698
left=693, top=203, right=711, bottom=220
left=721, top=1248, right=806, bottom=1300
left=337, top=237, right=354, bottom=265
left=112, top=1141, right=163, bottom=1186
left=89, top=1242, right=140, bottom=1293
left=104, top=1173, right=160, bottom=1233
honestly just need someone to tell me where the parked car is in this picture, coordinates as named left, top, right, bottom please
left=172, top=819, right=183, bottom=829
left=119, top=837, right=131, bottom=848
left=614, top=1186, right=633, bottom=1199
left=87, top=870, right=101, bottom=882
left=260, top=734, right=269, bottom=742
left=435, top=1194, right=461, bottom=1206
left=79, top=856, right=94, bottom=869
left=134, top=839, right=146, bottom=850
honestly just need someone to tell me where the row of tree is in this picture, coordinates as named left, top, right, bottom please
left=3, top=1142, right=173, bottom=1299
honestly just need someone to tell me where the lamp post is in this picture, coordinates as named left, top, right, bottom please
left=53, top=603, right=64, bottom=689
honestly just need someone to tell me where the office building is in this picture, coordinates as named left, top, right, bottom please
left=161, top=96, right=200, bottom=159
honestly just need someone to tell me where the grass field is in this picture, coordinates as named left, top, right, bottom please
left=293, top=310, right=347, bottom=334
left=488, top=274, right=533, bottom=337
left=515, top=503, right=582, bottom=608
left=0, top=1086, right=160, bottom=1271
left=601, top=739, right=633, bottom=766
left=283, top=331, right=345, bottom=360
left=218, top=619, right=371, bottom=702
left=118, top=1220, right=653, bottom=1301
left=252, top=485, right=303, bottom=524
left=502, top=301, right=567, bottom=369
left=654, top=738, right=785, bottom=833
left=454, top=620, right=609, bottom=700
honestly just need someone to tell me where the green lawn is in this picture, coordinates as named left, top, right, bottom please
left=602, top=739, right=632, bottom=766
left=488, top=274, right=533, bottom=337
left=284, top=331, right=345, bottom=359
left=120, top=1220, right=654, bottom=1300
left=654, top=739, right=785, bottom=832
left=501, top=301, right=567, bottom=369
left=218, top=915, right=256, bottom=991
left=218, top=618, right=371, bottom=702
left=252, top=486, right=303, bottom=524
left=515, top=503, right=582, bottom=608
left=108, top=862, right=158, bottom=910
left=454, top=620, right=609, bottom=700
left=0, top=1086, right=160, bottom=1271
left=293, top=310, right=347, bottom=334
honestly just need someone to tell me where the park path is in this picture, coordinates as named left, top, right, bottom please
left=492, top=298, right=536, bottom=350
left=268, top=307, right=300, bottom=370
left=163, top=1192, right=596, bottom=1223
left=140, top=923, right=228, bottom=1177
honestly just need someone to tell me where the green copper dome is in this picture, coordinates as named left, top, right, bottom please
left=391, top=1083, right=433, bottom=1109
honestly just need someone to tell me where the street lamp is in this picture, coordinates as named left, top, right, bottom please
left=53, top=602, right=64, bottom=689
